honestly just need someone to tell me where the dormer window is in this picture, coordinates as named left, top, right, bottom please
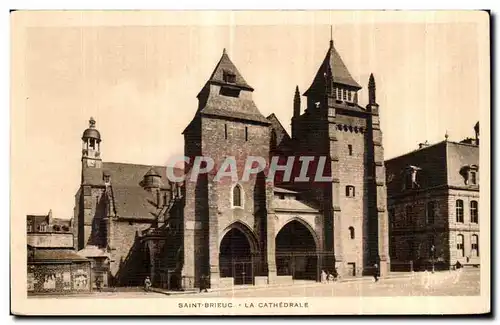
left=347, top=91, right=352, bottom=102
left=232, top=184, right=243, bottom=208
left=223, top=70, right=236, bottom=84
left=39, top=223, right=47, bottom=232
left=460, top=165, right=479, bottom=185
left=403, top=166, right=421, bottom=190
left=470, top=171, right=477, bottom=185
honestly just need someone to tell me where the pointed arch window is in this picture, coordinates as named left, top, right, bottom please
left=232, top=184, right=243, bottom=208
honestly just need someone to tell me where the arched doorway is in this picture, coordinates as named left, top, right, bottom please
left=275, top=219, right=318, bottom=281
left=219, top=227, right=255, bottom=285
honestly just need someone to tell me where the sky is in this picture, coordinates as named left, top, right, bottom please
left=12, top=11, right=488, bottom=219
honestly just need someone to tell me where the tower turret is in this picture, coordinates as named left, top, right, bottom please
left=366, top=73, right=379, bottom=115
left=293, top=85, right=301, bottom=117
left=81, top=117, right=102, bottom=168
left=368, top=73, right=376, bottom=105
left=142, top=167, right=162, bottom=191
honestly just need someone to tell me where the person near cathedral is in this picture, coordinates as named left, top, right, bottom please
left=144, top=276, right=152, bottom=292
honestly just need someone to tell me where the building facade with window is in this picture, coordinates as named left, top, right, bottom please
left=385, top=124, right=480, bottom=271
left=26, top=212, right=92, bottom=294
left=74, top=40, right=389, bottom=290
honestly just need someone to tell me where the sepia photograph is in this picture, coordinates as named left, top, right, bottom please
left=10, top=10, right=490, bottom=315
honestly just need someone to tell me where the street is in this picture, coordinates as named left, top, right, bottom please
left=31, top=268, right=479, bottom=299
left=198, top=268, right=480, bottom=297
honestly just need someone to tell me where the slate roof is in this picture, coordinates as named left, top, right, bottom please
left=111, top=187, right=159, bottom=220
left=267, top=113, right=293, bottom=151
left=29, top=248, right=90, bottom=263
left=195, top=50, right=270, bottom=125
left=82, top=162, right=182, bottom=187
left=385, top=140, right=479, bottom=196
left=201, top=97, right=270, bottom=124
left=274, top=187, right=299, bottom=194
left=206, top=49, right=253, bottom=91
left=81, top=162, right=183, bottom=221
left=304, top=40, right=362, bottom=96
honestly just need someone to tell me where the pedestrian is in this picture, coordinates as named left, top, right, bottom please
left=95, top=277, right=102, bottom=292
left=199, top=274, right=208, bottom=293
left=332, top=268, right=338, bottom=282
left=327, top=271, right=334, bottom=283
left=144, top=276, right=152, bottom=292
left=373, top=264, right=379, bottom=282
left=321, top=270, right=327, bottom=283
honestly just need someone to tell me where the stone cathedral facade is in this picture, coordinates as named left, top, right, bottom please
left=74, top=39, right=390, bottom=290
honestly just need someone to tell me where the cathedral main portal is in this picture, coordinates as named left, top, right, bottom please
left=219, top=227, right=256, bottom=285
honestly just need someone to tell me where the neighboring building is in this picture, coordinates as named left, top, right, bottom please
left=27, top=213, right=91, bottom=294
left=74, top=39, right=390, bottom=290
left=27, top=246, right=92, bottom=294
left=385, top=124, right=480, bottom=271
left=27, top=210, right=75, bottom=249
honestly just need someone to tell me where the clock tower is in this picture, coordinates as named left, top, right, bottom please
left=81, top=117, right=102, bottom=169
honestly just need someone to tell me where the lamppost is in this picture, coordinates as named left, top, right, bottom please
left=430, top=245, right=435, bottom=274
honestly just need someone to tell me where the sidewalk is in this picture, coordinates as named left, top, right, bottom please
left=150, top=272, right=420, bottom=296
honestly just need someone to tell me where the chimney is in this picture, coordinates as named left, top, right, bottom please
left=48, top=209, right=53, bottom=224
left=418, top=141, right=429, bottom=149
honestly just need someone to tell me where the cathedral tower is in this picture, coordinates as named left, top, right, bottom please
left=182, top=49, right=273, bottom=288
left=293, top=39, right=389, bottom=277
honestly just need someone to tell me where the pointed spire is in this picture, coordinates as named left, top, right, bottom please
left=304, top=37, right=361, bottom=97
left=368, top=73, right=376, bottom=104
left=294, top=85, right=301, bottom=117
left=330, top=25, right=334, bottom=48
left=204, top=49, right=253, bottom=91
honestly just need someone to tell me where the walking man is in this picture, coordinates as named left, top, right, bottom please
left=144, top=276, right=152, bottom=292
left=199, top=274, right=209, bottom=293
left=95, top=277, right=102, bottom=292
left=373, top=264, right=379, bottom=282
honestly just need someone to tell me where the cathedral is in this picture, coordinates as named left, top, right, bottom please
left=74, top=39, right=390, bottom=290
